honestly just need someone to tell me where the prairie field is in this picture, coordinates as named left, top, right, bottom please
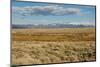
left=12, top=28, right=96, bottom=65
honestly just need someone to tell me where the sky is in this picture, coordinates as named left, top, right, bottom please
left=12, top=0, right=96, bottom=25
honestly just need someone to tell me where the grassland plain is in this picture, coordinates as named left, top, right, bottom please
left=12, top=28, right=96, bottom=65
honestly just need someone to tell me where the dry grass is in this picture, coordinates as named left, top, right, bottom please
left=12, top=28, right=96, bottom=65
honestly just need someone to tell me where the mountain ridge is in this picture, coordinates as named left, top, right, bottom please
left=12, top=23, right=95, bottom=29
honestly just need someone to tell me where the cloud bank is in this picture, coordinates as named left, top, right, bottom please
left=12, top=5, right=81, bottom=16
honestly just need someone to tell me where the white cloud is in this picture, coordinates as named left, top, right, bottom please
left=12, top=5, right=81, bottom=16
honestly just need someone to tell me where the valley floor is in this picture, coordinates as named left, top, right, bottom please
left=12, top=28, right=96, bottom=65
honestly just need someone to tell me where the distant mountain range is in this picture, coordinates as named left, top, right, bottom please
left=12, top=23, right=95, bottom=29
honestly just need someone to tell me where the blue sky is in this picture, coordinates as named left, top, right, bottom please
left=12, top=0, right=96, bottom=25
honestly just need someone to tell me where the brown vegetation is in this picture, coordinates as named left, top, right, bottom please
left=12, top=28, right=96, bottom=65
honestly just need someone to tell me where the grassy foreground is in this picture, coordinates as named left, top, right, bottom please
left=12, top=28, right=96, bottom=65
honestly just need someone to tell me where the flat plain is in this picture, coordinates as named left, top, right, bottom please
left=12, top=28, right=96, bottom=65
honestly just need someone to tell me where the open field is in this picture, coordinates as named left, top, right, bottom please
left=12, top=28, right=96, bottom=65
